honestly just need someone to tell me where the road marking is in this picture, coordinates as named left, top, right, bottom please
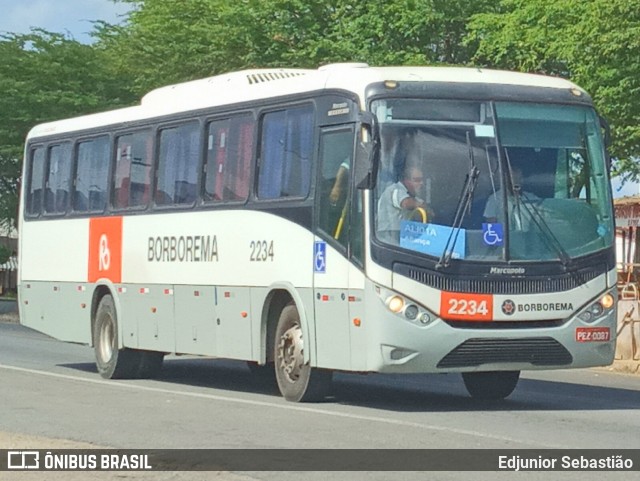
left=0, top=363, right=562, bottom=448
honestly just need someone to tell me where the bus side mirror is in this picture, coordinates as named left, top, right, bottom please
left=599, top=115, right=612, bottom=171
left=355, top=112, right=378, bottom=190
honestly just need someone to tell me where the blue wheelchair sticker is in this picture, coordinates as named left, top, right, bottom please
left=314, top=241, right=327, bottom=273
left=482, top=223, right=504, bottom=246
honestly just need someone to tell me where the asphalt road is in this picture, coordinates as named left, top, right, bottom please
left=1, top=321, right=638, bottom=481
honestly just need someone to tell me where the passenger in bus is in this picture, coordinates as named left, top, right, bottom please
left=377, top=164, right=433, bottom=244
left=329, top=159, right=350, bottom=206
left=484, top=166, right=539, bottom=227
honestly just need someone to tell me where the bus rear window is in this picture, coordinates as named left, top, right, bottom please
left=26, top=147, right=45, bottom=216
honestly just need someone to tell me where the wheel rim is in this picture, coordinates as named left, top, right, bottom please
left=277, top=323, right=304, bottom=383
left=98, top=314, right=115, bottom=363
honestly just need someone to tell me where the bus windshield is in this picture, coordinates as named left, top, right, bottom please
left=372, top=99, right=614, bottom=262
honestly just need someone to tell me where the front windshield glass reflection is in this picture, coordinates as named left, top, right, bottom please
left=372, top=99, right=614, bottom=263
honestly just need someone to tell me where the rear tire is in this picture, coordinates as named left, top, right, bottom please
left=274, top=302, right=332, bottom=402
left=462, top=371, right=520, bottom=400
left=93, top=294, right=140, bottom=379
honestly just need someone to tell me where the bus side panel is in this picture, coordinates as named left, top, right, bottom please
left=116, top=286, right=139, bottom=349
left=19, top=281, right=92, bottom=344
left=215, top=286, right=252, bottom=359
left=348, top=265, right=368, bottom=372
left=19, top=219, right=92, bottom=343
left=119, top=210, right=315, bottom=360
left=129, top=284, right=175, bottom=353
left=174, top=285, right=217, bottom=356
left=20, top=219, right=88, bottom=282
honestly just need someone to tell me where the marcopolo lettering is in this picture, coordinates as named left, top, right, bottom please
left=489, top=267, right=526, bottom=275
left=148, top=235, right=219, bottom=262
left=517, top=302, right=573, bottom=312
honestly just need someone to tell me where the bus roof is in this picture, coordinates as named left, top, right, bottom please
left=26, top=64, right=584, bottom=140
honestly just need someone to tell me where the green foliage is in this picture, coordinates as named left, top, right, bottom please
left=0, top=30, right=137, bottom=229
left=468, top=0, right=640, bottom=178
left=96, top=0, right=496, bottom=95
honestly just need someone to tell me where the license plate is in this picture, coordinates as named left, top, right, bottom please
left=575, top=327, right=610, bottom=342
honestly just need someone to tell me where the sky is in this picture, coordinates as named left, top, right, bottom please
left=0, top=0, right=132, bottom=44
left=612, top=177, right=640, bottom=198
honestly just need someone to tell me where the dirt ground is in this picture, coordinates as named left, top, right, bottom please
left=0, top=312, right=18, bottom=323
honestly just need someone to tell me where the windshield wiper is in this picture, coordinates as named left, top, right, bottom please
left=513, top=189, right=572, bottom=268
left=436, top=132, right=479, bottom=269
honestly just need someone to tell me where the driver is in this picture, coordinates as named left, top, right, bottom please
left=484, top=166, right=539, bottom=229
left=377, top=164, right=434, bottom=243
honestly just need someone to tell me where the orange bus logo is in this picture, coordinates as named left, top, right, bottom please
left=88, top=217, right=123, bottom=283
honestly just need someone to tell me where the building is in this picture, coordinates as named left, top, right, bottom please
left=613, top=196, right=640, bottom=366
left=0, top=225, right=17, bottom=295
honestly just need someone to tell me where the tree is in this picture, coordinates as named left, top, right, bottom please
left=96, top=0, right=498, bottom=95
left=468, top=0, right=640, bottom=178
left=0, top=30, right=136, bottom=230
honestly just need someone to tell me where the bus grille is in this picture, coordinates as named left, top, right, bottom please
left=436, top=337, right=573, bottom=368
left=395, top=264, right=600, bottom=294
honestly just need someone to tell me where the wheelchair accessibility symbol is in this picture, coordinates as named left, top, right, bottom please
left=482, top=223, right=504, bottom=246
left=314, top=241, right=327, bottom=273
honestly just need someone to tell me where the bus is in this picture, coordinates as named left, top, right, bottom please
left=18, top=64, right=617, bottom=402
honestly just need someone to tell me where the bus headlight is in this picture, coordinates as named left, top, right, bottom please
left=386, top=295, right=404, bottom=313
left=404, top=304, right=419, bottom=320
left=376, top=286, right=435, bottom=325
left=578, top=292, right=615, bottom=324
left=600, top=293, right=615, bottom=309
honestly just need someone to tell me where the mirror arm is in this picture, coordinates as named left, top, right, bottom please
left=599, top=115, right=612, bottom=171
left=355, top=112, right=379, bottom=189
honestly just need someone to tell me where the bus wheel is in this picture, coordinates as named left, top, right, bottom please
left=93, top=294, right=140, bottom=379
left=274, top=303, right=332, bottom=402
left=462, top=371, right=520, bottom=400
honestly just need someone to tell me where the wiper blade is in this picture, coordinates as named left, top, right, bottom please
left=515, top=191, right=572, bottom=268
left=436, top=132, right=479, bottom=269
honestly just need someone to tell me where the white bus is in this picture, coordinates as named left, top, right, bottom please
left=18, top=64, right=617, bottom=402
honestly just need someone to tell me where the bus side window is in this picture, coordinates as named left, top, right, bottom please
left=204, top=114, right=254, bottom=203
left=156, top=122, right=200, bottom=206
left=44, top=143, right=72, bottom=214
left=228, top=117, right=253, bottom=201
left=317, top=127, right=354, bottom=248
left=26, top=147, right=45, bottom=216
left=258, top=105, right=314, bottom=199
left=74, top=136, right=109, bottom=213
left=113, top=131, right=152, bottom=209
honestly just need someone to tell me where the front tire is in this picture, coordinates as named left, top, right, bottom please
left=274, top=303, right=332, bottom=402
left=93, top=294, right=141, bottom=379
left=462, top=371, right=520, bottom=400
